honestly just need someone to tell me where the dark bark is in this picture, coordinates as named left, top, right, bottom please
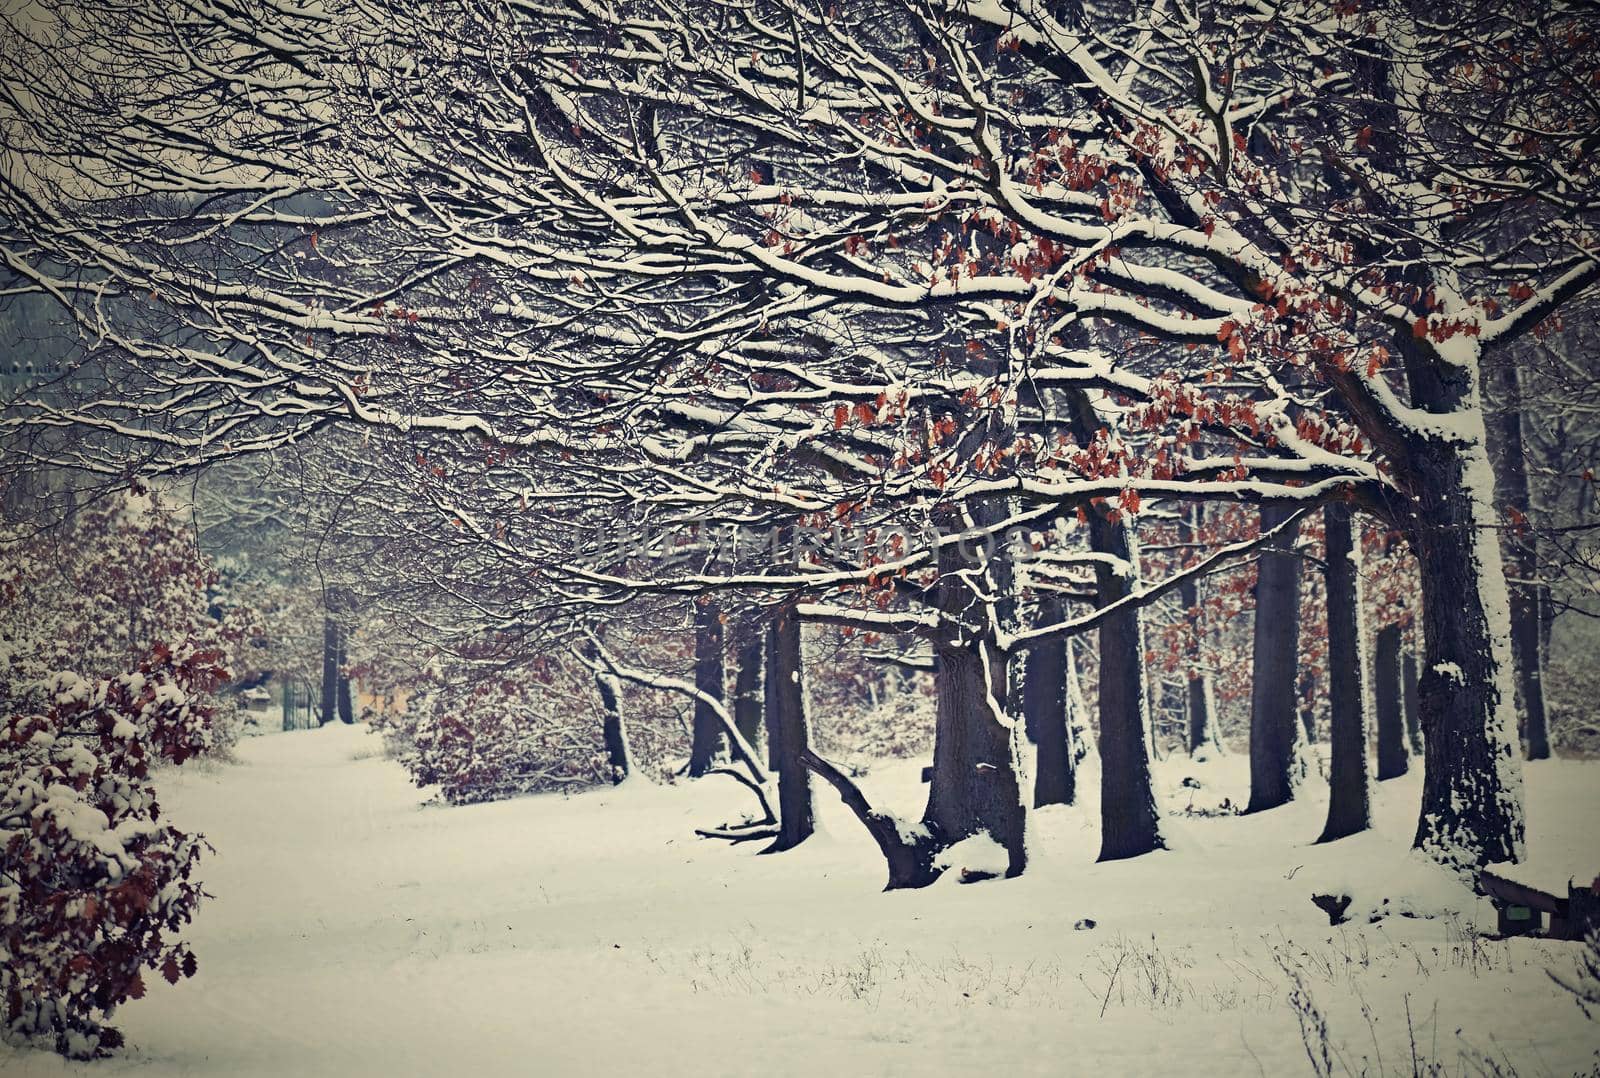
left=733, top=626, right=764, bottom=758
left=924, top=637, right=1026, bottom=876
left=1026, top=594, right=1077, bottom=808
left=1374, top=623, right=1408, bottom=780
left=1246, top=504, right=1304, bottom=814
left=1408, top=434, right=1525, bottom=866
left=1401, top=652, right=1424, bottom=754
left=595, top=667, right=631, bottom=783
left=688, top=600, right=727, bottom=777
left=318, top=614, right=338, bottom=726
left=1317, top=503, right=1371, bottom=844
left=1299, top=671, right=1318, bottom=744
left=1087, top=507, right=1164, bottom=861
left=803, top=748, right=940, bottom=889
left=1063, top=390, right=1162, bottom=862
left=1488, top=359, right=1550, bottom=759
left=1179, top=505, right=1220, bottom=757
left=335, top=625, right=354, bottom=724
left=761, top=603, right=814, bottom=853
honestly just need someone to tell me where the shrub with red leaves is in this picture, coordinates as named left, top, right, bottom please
left=0, top=647, right=218, bottom=1058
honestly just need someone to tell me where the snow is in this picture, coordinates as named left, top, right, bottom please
left=1486, top=858, right=1598, bottom=899
left=933, top=833, right=1010, bottom=879
left=3, top=724, right=1595, bottom=1077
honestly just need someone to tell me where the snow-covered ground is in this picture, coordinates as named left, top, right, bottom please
left=6, top=726, right=1597, bottom=1076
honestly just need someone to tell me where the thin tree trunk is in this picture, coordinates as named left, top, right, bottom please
left=1402, top=651, right=1424, bottom=754
left=1179, top=505, right=1221, bottom=757
left=1488, top=356, right=1550, bottom=760
left=1374, top=623, right=1408, bottom=780
left=1318, top=503, right=1372, bottom=843
left=1299, top=671, right=1318, bottom=744
left=1246, top=504, right=1304, bottom=813
left=733, top=625, right=764, bottom=757
left=1088, top=507, right=1164, bottom=861
left=1025, top=595, right=1077, bottom=808
left=319, top=614, right=338, bottom=726
left=688, top=600, right=727, bottom=777
left=1062, top=390, right=1162, bottom=861
left=762, top=603, right=813, bottom=852
left=335, top=624, right=354, bottom=724
left=594, top=666, right=632, bottom=783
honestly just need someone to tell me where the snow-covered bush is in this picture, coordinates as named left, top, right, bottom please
left=0, top=488, right=252, bottom=1058
left=0, top=487, right=259, bottom=731
left=0, top=646, right=218, bottom=1058
left=396, top=664, right=610, bottom=804
left=368, top=640, right=695, bottom=804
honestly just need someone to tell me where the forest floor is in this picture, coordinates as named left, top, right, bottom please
left=5, top=723, right=1598, bottom=1077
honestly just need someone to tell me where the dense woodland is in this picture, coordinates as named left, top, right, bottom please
left=1, top=0, right=1598, bottom=1068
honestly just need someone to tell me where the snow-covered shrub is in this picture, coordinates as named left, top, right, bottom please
left=0, top=487, right=259, bottom=732
left=369, top=643, right=692, bottom=804
left=804, top=626, right=934, bottom=763
left=399, top=667, right=609, bottom=804
left=1546, top=631, right=1600, bottom=756
left=0, top=646, right=218, bottom=1058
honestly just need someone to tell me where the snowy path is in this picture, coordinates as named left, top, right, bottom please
left=6, top=725, right=1597, bottom=1076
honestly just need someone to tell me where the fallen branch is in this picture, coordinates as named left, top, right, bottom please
left=801, top=747, right=940, bottom=889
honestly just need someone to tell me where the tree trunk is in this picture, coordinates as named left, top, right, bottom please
left=1088, top=507, right=1164, bottom=861
left=318, top=614, right=338, bottom=725
left=1401, top=652, right=1424, bottom=754
left=1186, top=677, right=1218, bottom=758
left=762, top=603, right=813, bottom=852
left=1026, top=596, right=1077, bottom=808
left=335, top=625, right=354, bottom=724
left=1488, top=356, right=1550, bottom=760
left=924, top=636, right=1026, bottom=877
left=733, top=625, right=764, bottom=758
left=595, top=666, right=632, bottom=783
left=1246, top=504, right=1304, bottom=813
left=1299, top=670, right=1318, bottom=744
left=1318, top=503, right=1372, bottom=843
left=688, top=600, right=727, bottom=777
left=281, top=675, right=293, bottom=733
left=1374, top=623, right=1408, bottom=780
left=1407, top=434, right=1526, bottom=867
left=1060, top=389, right=1163, bottom=860
left=1179, top=506, right=1221, bottom=757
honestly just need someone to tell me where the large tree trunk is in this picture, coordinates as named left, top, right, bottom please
left=1318, top=503, right=1372, bottom=843
left=1374, top=623, right=1408, bottom=780
left=1179, top=506, right=1221, bottom=757
left=1026, top=596, right=1078, bottom=808
left=762, top=603, right=813, bottom=852
left=1407, top=435, right=1525, bottom=867
left=924, top=637, right=1026, bottom=877
left=318, top=614, right=338, bottom=726
left=803, top=575, right=1026, bottom=886
left=1246, top=504, right=1304, bottom=813
left=1488, top=359, right=1550, bottom=760
left=688, top=600, right=727, bottom=777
